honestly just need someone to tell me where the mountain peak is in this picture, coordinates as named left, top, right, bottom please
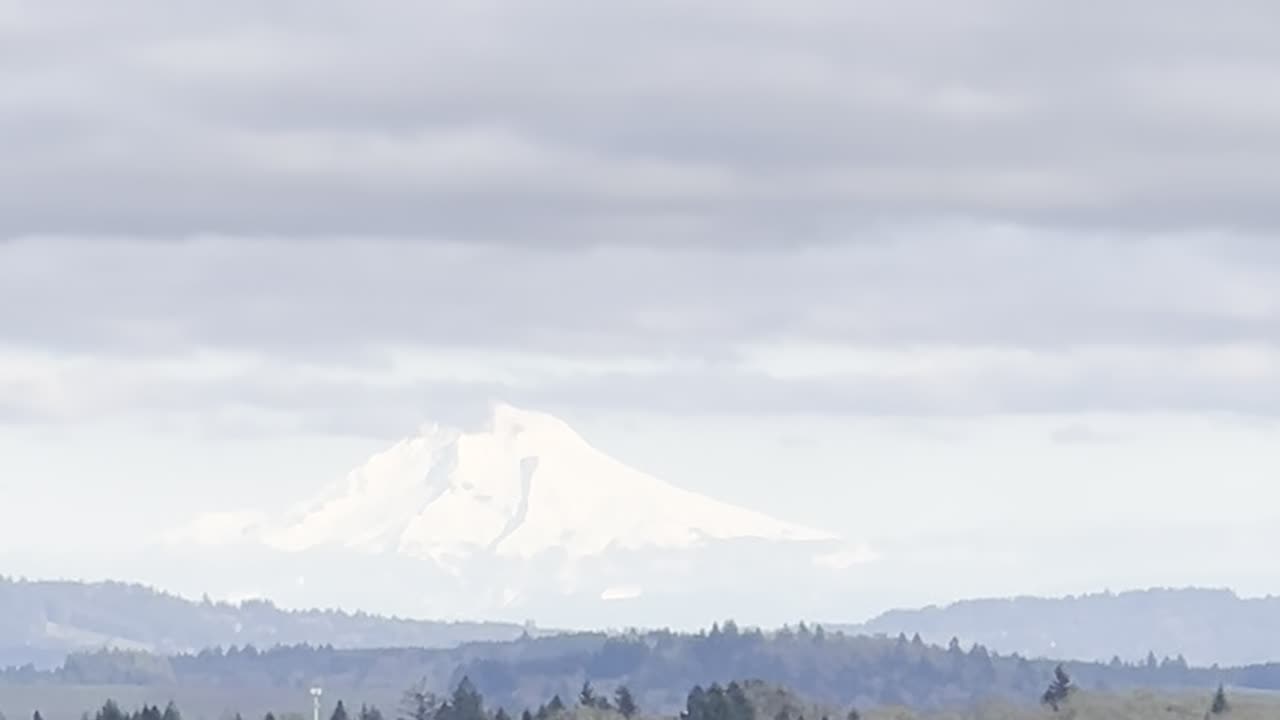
left=170, top=405, right=863, bottom=617
left=487, top=402, right=581, bottom=443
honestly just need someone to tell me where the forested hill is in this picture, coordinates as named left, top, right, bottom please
left=0, top=577, right=528, bottom=667
left=7, top=624, right=1280, bottom=712
left=843, top=588, right=1280, bottom=666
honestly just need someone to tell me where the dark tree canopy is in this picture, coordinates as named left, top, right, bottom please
left=579, top=682, right=598, bottom=709
left=331, top=701, right=351, bottom=720
left=614, top=685, right=639, bottom=719
left=1041, top=665, right=1075, bottom=712
left=1211, top=684, right=1230, bottom=715
left=681, top=682, right=755, bottom=720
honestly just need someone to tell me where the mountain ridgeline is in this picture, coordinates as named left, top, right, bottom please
left=0, top=577, right=528, bottom=669
left=9, top=623, right=1280, bottom=713
left=845, top=588, right=1280, bottom=667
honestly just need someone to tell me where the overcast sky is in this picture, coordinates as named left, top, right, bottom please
left=3, top=0, right=1279, bottom=616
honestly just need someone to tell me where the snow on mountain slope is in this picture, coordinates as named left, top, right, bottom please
left=180, top=404, right=838, bottom=566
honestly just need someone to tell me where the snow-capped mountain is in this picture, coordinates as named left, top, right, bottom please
left=167, top=404, right=874, bottom=625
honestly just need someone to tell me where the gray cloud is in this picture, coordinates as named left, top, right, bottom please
left=4, top=2, right=1280, bottom=429
left=2, top=235, right=1277, bottom=360
left=3, top=336, right=1278, bottom=436
left=5, top=1, right=1280, bottom=239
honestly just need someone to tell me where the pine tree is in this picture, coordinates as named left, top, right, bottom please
left=360, top=705, right=385, bottom=720
left=450, top=677, right=485, bottom=720
left=521, top=711, right=534, bottom=720
left=34, top=712, right=44, bottom=720
left=614, top=686, right=638, bottom=719
left=579, top=682, right=597, bottom=708
left=264, top=713, right=276, bottom=720
left=494, top=709, right=512, bottom=720
left=726, top=682, right=753, bottom=720
left=98, top=701, right=127, bottom=720
left=547, top=696, right=565, bottom=714
left=1211, top=684, right=1230, bottom=715
left=680, top=686, right=700, bottom=720
left=331, top=701, right=351, bottom=720
left=401, top=679, right=440, bottom=720
left=161, top=703, right=182, bottom=720
left=1041, top=665, right=1075, bottom=712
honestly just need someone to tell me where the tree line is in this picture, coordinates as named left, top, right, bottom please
left=3, top=621, right=1260, bottom=712
left=26, top=669, right=1246, bottom=720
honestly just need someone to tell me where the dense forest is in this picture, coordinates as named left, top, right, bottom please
left=4, top=623, right=1275, bottom=712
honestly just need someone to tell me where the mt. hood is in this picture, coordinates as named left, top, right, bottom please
left=170, top=404, right=873, bottom=625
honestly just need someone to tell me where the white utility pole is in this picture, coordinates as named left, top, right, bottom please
left=311, top=687, right=324, bottom=720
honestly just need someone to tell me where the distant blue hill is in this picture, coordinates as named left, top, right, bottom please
left=840, top=587, right=1280, bottom=666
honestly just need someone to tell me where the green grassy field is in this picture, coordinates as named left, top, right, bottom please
left=0, top=685, right=404, bottom=720
left=863, top=690, right=1280, bottom=720
left=3, top=687, right=1278, bottom=720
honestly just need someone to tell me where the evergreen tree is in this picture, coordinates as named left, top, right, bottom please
left=360, top=705, right=385, bottom=720
left=521, top=711, right=534, bottom=720
left=494, top=709, right=511, bottom=720
left=846, top=711, right=860, bottom=720
left=34, top=712, right=44, bottom=720
left=449, top=677, right=485, bottom=720
left=401, top=680, right=439, bottom=720
left=1211, top=684, right=1230, bottom=715
left=547, top=696, right=565, bottom=714
left=726, top=682, right=753, bottom=720
left=1041, top=665, right=1075, bottom=712
left=161, top=703, right=182, bottom=720
left=331, top=701, right=351, bottom=720
left=578, top=682, right=597, bottom=708
left=264, top=713, right=276, bottom=720
left=614, top=686, right=638, bottom=719
left=97, top=701, right=127, bottom=720
left=680, top=686, right=705, bottom=720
